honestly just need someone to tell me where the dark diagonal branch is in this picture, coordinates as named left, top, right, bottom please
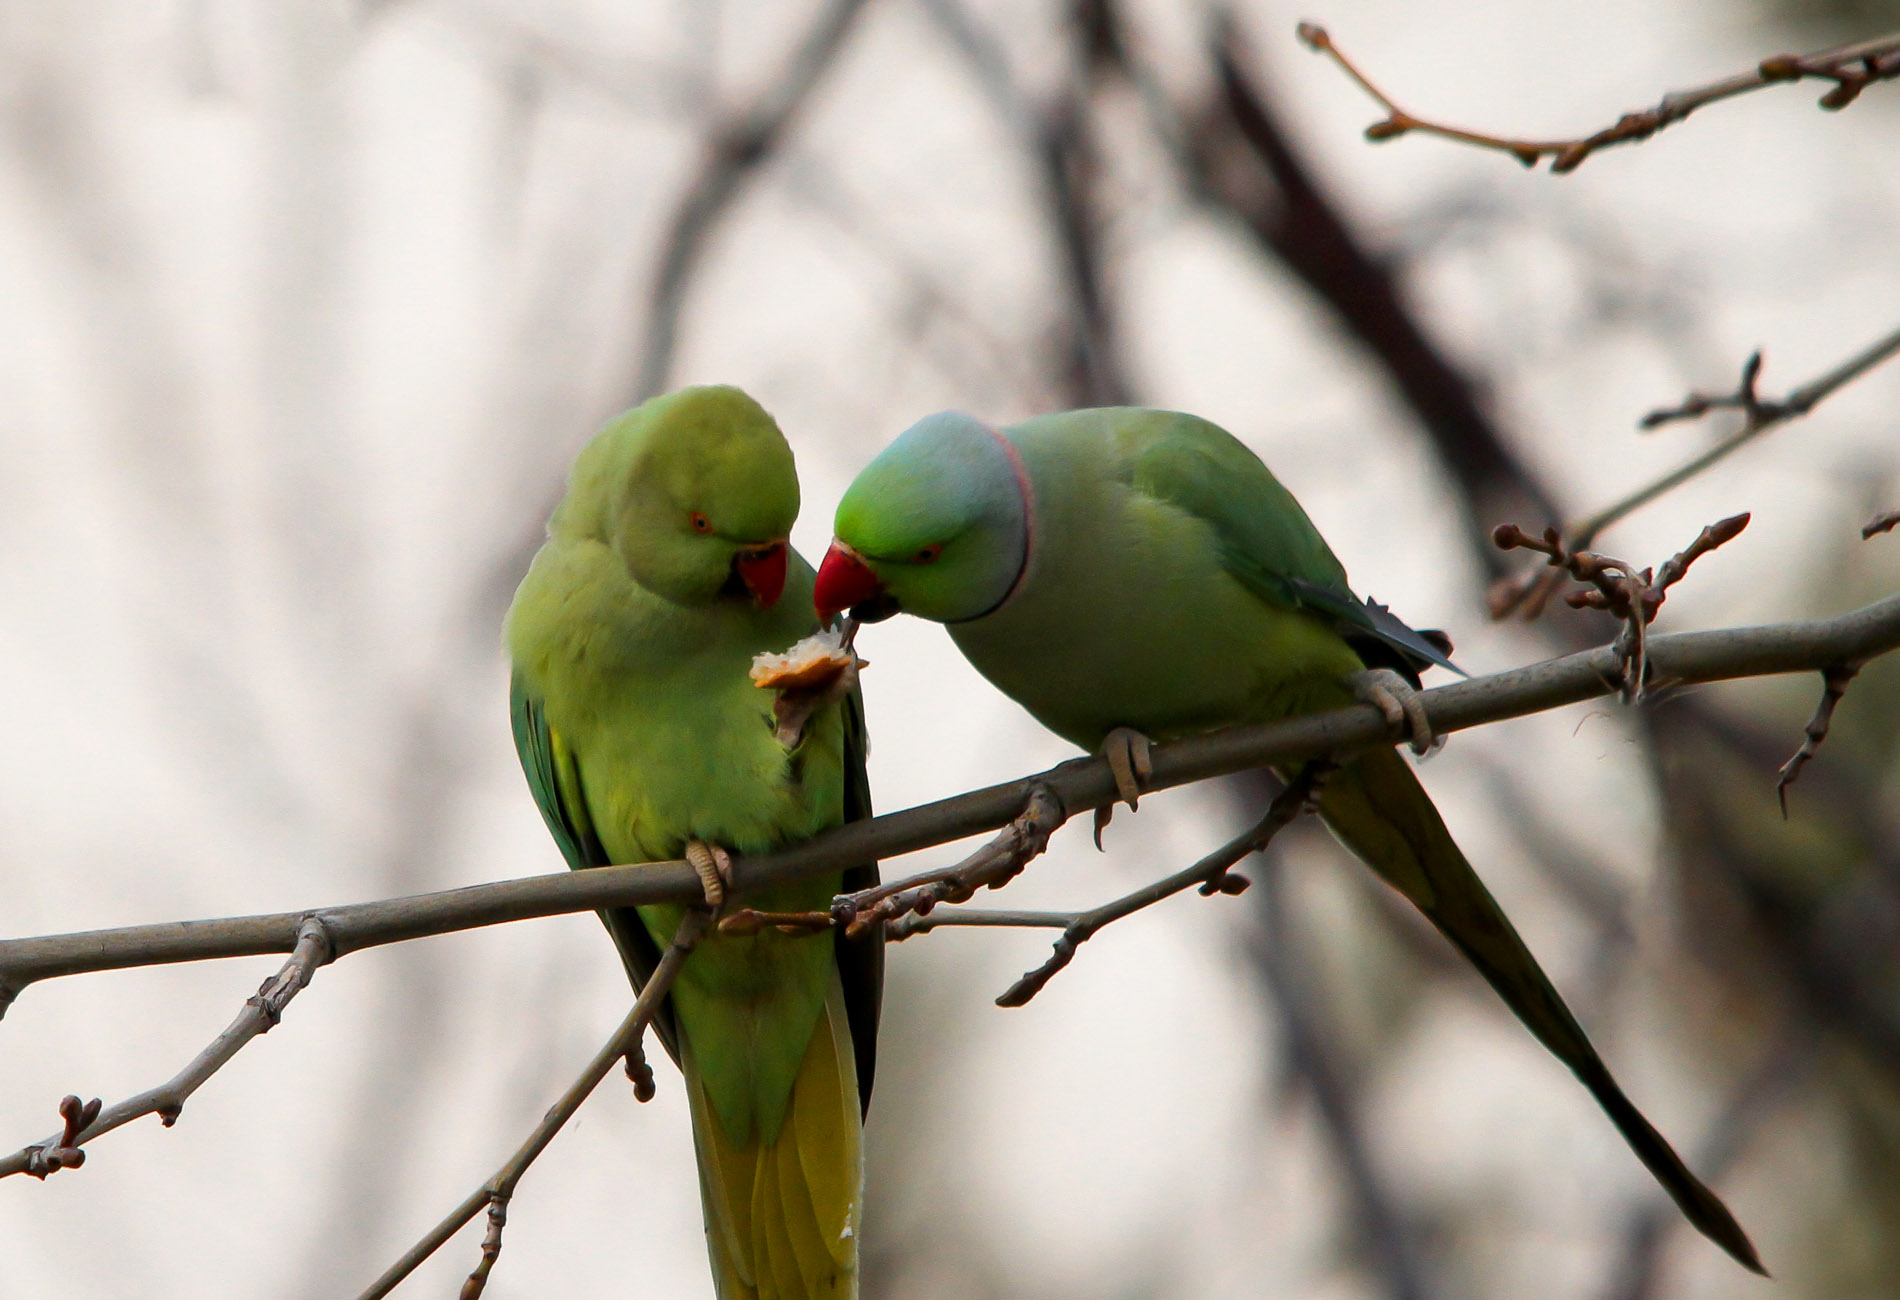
left=356, top=908, right=709, bottom=1300
left=921, top=0, right=1131, bottom=405
left=0, top=916, right=333, bottom=1180
left=1162, top=14, right=1560, bottom=570
left=1248, top=817, right=1436, bottom=1300
left=5, top=593, right=1900, bottom=1028
left=631, top=0, right=873, bottom=401
left=1302, top=22, right=1900, bottom=173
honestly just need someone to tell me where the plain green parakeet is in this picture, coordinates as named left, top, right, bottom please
left=506, top=385, right=881, bottom=1299
left=814, top=405, right=1761, bottom=1274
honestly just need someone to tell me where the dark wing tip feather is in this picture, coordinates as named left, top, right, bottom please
left=836, top=687, right=882, bottom=1116
left=1287, top=580, right=1467, bottom=679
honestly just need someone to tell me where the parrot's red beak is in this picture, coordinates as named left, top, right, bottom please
left=734, top=541, right=788, bottom=608
left=814, top=542, right=883, bottom=622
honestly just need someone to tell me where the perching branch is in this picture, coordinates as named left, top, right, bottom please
left=0, top=916, right=334, bottom=1180
left=6, top=593, right=1900, bottom=1027
left=355, top=908, right=710, bottom=1300
left=723, top=784, right=1066, bottom=942
left=1300, top=22, right=1900, bottom=173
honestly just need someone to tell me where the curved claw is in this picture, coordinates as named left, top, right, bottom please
left=685, top=839, right=736, bottom=908
left=1350, top=668, right=1436, bottom=756
left=1092, top=727, right=1154, bottom=850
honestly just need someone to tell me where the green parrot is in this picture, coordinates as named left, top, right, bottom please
left=506, top=385, right=880, bottom=1299
left=814, top=405, right=1762, bottom=1274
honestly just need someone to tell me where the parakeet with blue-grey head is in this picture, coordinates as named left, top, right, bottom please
left=816, top=404, right=1760, bottom=1275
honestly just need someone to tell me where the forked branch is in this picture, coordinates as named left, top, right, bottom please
left=0, top=916, right=334, bottom=1180
left=980, top=763, right=1325, bottom=1007
left=1491, top=513, right=1751, bottom=697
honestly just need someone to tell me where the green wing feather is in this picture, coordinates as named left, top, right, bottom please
left=510, top=668, right=881, bottom=1105
left=1124, top=413, right=1461, bottom=678
left=509, top=671, right=677, bottom=1059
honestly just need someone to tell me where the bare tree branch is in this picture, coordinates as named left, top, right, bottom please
left=354, top=908, right=710, bottom=1300
left=0, top=916, right=333, bottom=1179
left=1776, top=661, right=1864, bottom=815
left=3, top=592, right=1900, bottom=1021
left=1567, top=324, right=1900, bottom=549
left=1301, top=22, right=1900, bottom=173
left=989, top=763, right=1321, bottom=1007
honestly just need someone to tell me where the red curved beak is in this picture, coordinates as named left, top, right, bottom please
left=734, top=541, right=788, bottom=608
left=814, top=542, right=884, bottom=622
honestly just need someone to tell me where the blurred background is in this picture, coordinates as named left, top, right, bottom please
left=3, top=1, right=1899, bottom=1296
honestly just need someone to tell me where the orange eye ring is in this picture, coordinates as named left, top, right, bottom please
left=689, top=512, right=714, bottom=535
left=913, top=543, right=943, bottom=564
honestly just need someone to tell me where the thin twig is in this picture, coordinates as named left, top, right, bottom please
left=1300, top=22, right=1900, bottom=173
left=356, top=909, right=710, bottom=1300
left=1776, top=661, right=1863, bottom=816
left=5, top=593, right=1900, bottom=1012
left=0, top=916, right=333, bottom=1179
left=993, top=763, right=1326, bottom=1007
left=1570, top=325, right=1900, bottom=549
left=722, top=785, right=1069, bottom=941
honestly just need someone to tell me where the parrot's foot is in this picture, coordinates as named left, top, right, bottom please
left=685, top=840, right=736, bottom=908
left=1092, top=727, right=1154, bottom=850
left=1350, top=668, right=1437, bottom=756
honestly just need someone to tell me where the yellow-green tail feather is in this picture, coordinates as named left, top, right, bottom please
left=686, top=971, right=863, bottom=1299
left=1312, top=746, right=1764, bottom=1275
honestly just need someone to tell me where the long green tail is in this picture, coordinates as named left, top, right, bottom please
left=1313, top=747, right=1764, bottom=1274
left=685, top=971, right=863, bottom=1299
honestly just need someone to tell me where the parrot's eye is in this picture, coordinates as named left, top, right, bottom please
left=912, top=543, right=943, bottom=564
left=689, top=512, right=714, bottom=535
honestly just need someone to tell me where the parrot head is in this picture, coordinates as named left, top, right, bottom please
left=817, top=411, right=1028, bottom=625
left=557, top=385, right=797, bottom=608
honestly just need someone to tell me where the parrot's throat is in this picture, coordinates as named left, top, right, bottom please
left=951, top=424, right=1034, bottom=624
